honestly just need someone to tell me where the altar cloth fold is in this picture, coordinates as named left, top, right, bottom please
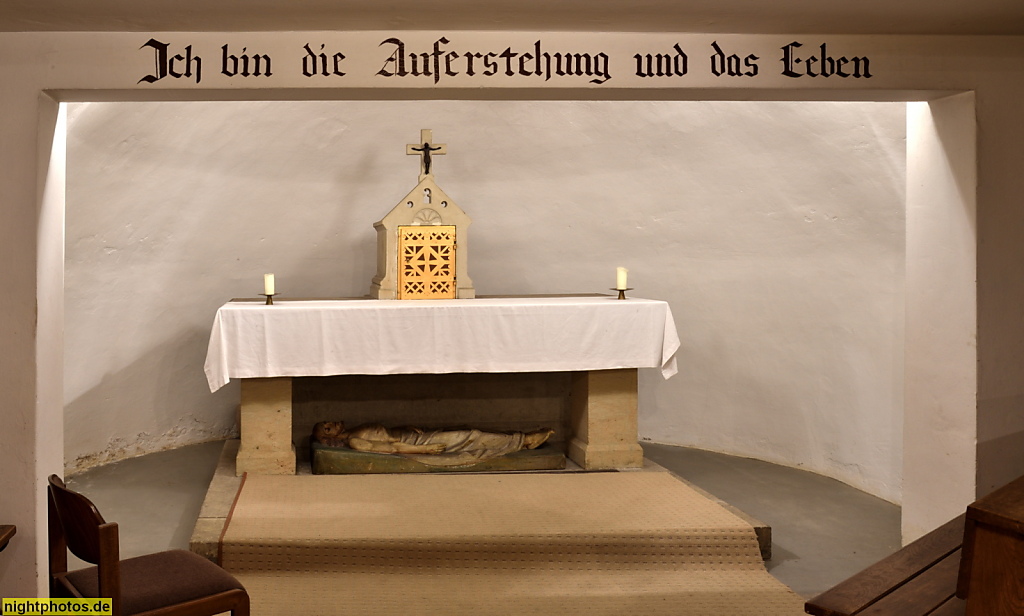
left=204, top=296, right=680, bottom=391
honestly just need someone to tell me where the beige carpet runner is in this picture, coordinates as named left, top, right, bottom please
left=221, top=472, right=804, bottom=615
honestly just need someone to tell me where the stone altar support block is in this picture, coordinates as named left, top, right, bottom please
left=568, top=368, right=643, bottom=469
left=236, top=377, right=295, bottom=475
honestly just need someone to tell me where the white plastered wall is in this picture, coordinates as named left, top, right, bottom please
left=902, top=95, right=978, bottom=540
left=63, top=100, right=908, bottom=501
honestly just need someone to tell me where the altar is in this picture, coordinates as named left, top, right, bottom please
left=205, top=295, right=680, bottom=474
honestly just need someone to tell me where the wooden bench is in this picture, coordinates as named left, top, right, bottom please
left=957, top=473, right=1024, bottom=616
left=807, top=472, right=1024, bottom=616
left=805, top=514, right=966, bottom=616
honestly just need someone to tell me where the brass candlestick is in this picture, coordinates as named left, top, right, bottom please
left=611, top=288, right=634, bottom=300
left=261, top=293, right=276, bottom=305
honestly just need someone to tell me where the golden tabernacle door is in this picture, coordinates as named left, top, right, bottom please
left=398, top=225, right=457, bottom=299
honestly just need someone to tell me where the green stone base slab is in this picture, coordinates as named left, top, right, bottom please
left=311, top=442, right=567, bottom=474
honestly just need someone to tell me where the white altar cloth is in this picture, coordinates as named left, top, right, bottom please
left=204, top=296, right=680, bottom=392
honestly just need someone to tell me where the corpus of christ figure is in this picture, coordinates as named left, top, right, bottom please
left=406, top=129, right=447, bottom=178
left=312, top=421, right=555, bottom=467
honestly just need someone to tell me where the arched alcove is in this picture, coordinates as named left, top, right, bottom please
left=46, top=91, right=975, bottom=560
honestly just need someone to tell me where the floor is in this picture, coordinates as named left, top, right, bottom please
left=642, top=442, right=901, bottom=598
left=66, top=439, right=901, bottom=600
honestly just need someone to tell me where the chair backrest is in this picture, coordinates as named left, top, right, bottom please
left=47, top=475, right=110, bottom=565
left=47, top=476, right=248, bottom=616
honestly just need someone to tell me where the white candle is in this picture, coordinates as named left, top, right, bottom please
left=264, top=273, right=275, bottom=296
left=616, top=267, right=628, bottom=290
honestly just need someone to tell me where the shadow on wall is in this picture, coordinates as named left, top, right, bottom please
left=977, top=403, right=1024, bottom=495
left=63, top=328, right=239, bottom=473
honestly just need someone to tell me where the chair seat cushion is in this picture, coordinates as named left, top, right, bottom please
left=64, top=549, right=245, bottom=615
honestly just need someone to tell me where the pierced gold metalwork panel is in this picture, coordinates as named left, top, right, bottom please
left=398, top=225, right=456, bottom=299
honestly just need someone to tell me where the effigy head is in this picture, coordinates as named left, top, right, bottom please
left=312, top=421, right=347, bottom=444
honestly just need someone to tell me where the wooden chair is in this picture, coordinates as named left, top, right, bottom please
left=48, top=474, right=249, bottom=616
left=0, top=524, right=15, bottom=552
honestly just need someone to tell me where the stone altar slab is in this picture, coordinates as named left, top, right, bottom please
left=204, top=295, right=679, bottom=475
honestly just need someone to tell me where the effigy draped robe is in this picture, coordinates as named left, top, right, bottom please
left=354, top=425, right=528, bottom=466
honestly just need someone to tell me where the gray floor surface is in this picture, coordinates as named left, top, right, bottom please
left=642, top=442, right=901, bottom=598
left=66, top=439, right=901, bottom=600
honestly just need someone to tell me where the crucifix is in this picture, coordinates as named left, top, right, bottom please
left=406, top=129, right=447, bottom=179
